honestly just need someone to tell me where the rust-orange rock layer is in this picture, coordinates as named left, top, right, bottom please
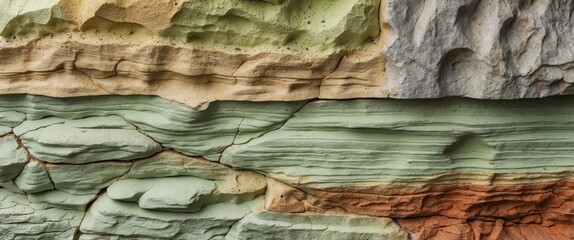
left=267, top=180, right=574, bottom=225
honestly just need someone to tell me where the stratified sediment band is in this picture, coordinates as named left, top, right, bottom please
left=0, top=94, right=572, bottom=239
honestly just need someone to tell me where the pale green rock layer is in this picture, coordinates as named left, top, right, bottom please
left=0, top=189, right=83, bottom=240
left=0, top=95, right=305, bottom=161
left=2, top=95, right=574, bottom=188
left=79, top=193, right=264, bottom=240
left=107, top=174, right=265, bottom=213
left=227, top=211, right=409, bottom=240
left=221, top=97, right=574, bottom=188
left=14, top=159, right=54, bottom=193
left=2, top=94, right=574, bottom=238
left=0, top=135, right=27, bottom=181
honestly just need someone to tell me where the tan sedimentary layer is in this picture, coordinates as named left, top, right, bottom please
left=0, top=37, right=387, bottom=108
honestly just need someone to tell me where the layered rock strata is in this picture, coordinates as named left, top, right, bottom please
left=2, top=0, right=574, bottom=239
left=3, top=0, right=574, bottom=107
left=0, top=94, right=571, bottom=238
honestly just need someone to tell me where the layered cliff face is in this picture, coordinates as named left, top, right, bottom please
left=1, top=0, right=574, bottom=239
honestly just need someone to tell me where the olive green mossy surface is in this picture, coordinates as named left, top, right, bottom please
left=0, top=0, right=72, bottom=38
left=0, top=0, right=380, bottom=52
left=163, top=0, right=380, bottom=51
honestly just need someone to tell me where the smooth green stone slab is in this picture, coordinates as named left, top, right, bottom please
left=0, top=189, right=83, bottom=240
left=0, top=111, right=25, bottom=127
left=0, top=111, right=25, bottom=136
left=227, top=211, right=409, bottom=240
left=14, top=115, right=162, bottom=164
left=79, top=193, right=263, bottom=240
left=0, top=135, right=28, bottom=181
left=108, top=173, right=265, bottom=212
left=0, top=95, right=305, bottom=159
left=28, top=189, right=97, bottom=210
left=14, top=159, right=54, bottom=193
left=46, top=161, right=132, bottom=194
left=108, top=177, right=217, bottom=212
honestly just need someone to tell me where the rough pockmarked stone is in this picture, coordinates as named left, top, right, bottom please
left=0, top=0, right=383, bottom=107
left=3, top=0, right=574, bottom=238
left=0, top=189, right=83, bottom=240
left=384, top=0, right=574, bottom=99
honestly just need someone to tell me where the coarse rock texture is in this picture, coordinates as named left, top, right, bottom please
left=3, top=1, right=574, bottom=239
left=384, top=0, right=574, bottom=99
left=0, top=94, right=572, bottom=238
left=3, top=0, right=574, bottom=105
left=0, top=0, right=384, bottom=108
left=398, top=216, right=574, bottom=240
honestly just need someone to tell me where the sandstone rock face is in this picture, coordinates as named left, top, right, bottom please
left=2, top=1, right=574, bottom=239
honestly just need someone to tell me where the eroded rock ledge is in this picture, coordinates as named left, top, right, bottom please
left=3, top=0, right=574, bottom=106
left=0, top=94, right=573, bottom=239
